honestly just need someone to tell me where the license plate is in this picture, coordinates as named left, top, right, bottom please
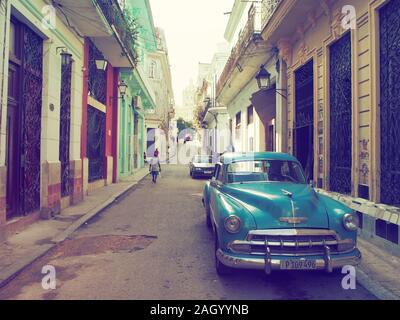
left=280, top=259, right=317, bottom=270
left=205, top=171, right=212, bottom=174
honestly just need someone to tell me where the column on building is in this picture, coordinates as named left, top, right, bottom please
left=0, top=0, right=11, bottom=227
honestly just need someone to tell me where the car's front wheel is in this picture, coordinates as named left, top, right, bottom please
left=215, top=235, right=232, bottom=276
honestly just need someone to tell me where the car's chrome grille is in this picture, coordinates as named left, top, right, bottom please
left=250, top=234, right=337, bottom=243
left=229, top=229, right=354, bottom=256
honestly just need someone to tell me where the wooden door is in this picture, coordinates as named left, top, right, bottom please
left=6, top=19, right=43, bottom=217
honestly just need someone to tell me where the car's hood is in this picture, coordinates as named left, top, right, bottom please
left=193, top=162, right=214, bottom=168
left=222, top=183, right=329, bottom=229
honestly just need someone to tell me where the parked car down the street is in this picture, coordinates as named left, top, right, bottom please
left=189, top=155, right=216, bottom=179
left=202, top=152, right=361, bottom=276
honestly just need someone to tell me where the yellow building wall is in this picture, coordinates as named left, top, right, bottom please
left=283, top=0, right=390, bottom=202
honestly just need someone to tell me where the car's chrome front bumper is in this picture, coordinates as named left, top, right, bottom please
left=216, top=248, right=362, bottom=274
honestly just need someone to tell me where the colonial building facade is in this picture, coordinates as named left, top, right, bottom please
left=117, top=0, right=160, bottom=179
left=215, top=0, right=284, bottom=155
left=145, top=27, right=175, bottom=162
left=267, top=0, right=400, bottom=252
left=214, top=0, right=400, bottom=254
left=0, top=0, right=85, bottom=234
left=0, top=0, right=172, bottom=238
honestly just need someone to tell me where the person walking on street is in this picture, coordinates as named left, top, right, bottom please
left=149, top=152, right=161, bottom=183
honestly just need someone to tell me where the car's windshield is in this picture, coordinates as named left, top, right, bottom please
left=194, top=156, right=213, bottom=164
left=226, top=160, right=306, bottom=184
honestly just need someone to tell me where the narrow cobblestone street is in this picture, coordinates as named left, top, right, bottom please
left=1, top=0, right=400, bottom=307
left=0, top=165, right=376, bottom=300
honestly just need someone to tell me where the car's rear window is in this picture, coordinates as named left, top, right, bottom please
left=194, top=156, right=213, bottom=163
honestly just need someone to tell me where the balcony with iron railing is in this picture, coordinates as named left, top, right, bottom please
left=96, top=0, right=139, bottom=66
left=216, top=0, right=282, bottom=98
left=260, top=0, right=282, bottom=31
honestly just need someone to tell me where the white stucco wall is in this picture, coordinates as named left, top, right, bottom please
left=227, top=79, right=259, bottom=152
left=225, top=1, right=252, bottom=49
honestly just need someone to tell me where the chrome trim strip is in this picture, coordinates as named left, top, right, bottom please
left=228, top=239, right=355, bottom=256
left=247, top=229, right=340, bottom=240
left=230, top=239, right=340, bottom=248
left=216, top=249, right=362, bottom=273
left=229, top=249, right=355, bottom=257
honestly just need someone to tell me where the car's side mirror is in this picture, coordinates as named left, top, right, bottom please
left=210, top=177, right=218, bottom=186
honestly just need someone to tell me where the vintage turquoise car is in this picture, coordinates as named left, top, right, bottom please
left=202, top=152, right=361, bottom=275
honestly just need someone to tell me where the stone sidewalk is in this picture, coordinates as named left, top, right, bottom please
left=0, top=168, right=149, bottom=289
left=357, top=238, right=400, bottom=300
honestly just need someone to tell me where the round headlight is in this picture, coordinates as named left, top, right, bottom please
left=343, top=213, right=359, bottom=231
left=224, top=215, right=242, bottom=233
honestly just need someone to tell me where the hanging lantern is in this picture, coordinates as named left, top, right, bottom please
left=95, top=59, right=108, bottom=71
left=118, top=80, right=128, bottom=98
left=60, top=50, right=72, bottom=66
left=255, top=64, right=271, bottom=90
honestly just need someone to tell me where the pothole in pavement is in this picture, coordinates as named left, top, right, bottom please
left=50, top=235, right=157, bottom=259
left=0, top=235, right=157, bottom=300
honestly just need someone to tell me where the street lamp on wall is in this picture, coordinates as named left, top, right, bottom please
left=109, top=80, right=129, bottom=105
left=118, top=80, right=128, bottom=99
left=95, top=59, right=108, bottom=71
left=56, top=47, right=73, bottom=66
left=255, top=64, right=287, bottom=99
left=255, top=65, right=271, bottom=90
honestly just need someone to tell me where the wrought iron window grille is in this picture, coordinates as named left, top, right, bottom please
left=88, top=39, right=107, bottom=105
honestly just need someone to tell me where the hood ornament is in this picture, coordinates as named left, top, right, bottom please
left=281, top=189, right=293, bottom=198
left=280, top=189, right=308, bottom=225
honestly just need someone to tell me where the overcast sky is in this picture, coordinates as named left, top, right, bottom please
left=149, top=0, right=233, bottom=106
